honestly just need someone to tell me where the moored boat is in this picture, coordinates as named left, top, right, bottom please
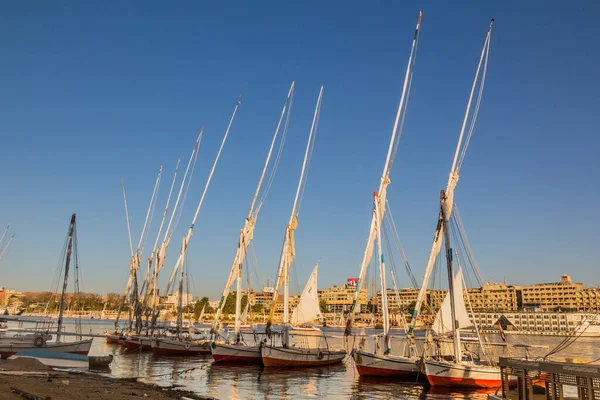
left=151, top=337, right=210, bottom=356
left=124, top=336, right=153, bottom=351
left=261, top=345, right=346, bottom=367
left=352, top=349, right=420, bottom=377
left=1, top=339, right=92, bottom=360
left=9, top=349, right=89, bottom=369
left=211, top=342, right=261, bottom=363
left=343, top=11, right=424, bottom=380
left=424, top=358, right=504, bottom=388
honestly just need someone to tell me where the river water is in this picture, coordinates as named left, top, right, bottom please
left=7, top=318, right=600, bottom=399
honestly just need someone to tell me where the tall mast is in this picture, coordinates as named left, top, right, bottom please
left=266, top=86, right=323, bottom=338
left=136, top=158, right=181, bottom=333
left=373, top=192, right=390, bottom=352
left=211, top=82, right=295, bottom=339
left=408, top=19, right=493, bottom=336
left=149, top=129, right=203, bottom=320
left=57, top=214, right=76, bottom=343
left=152, top=96, right=241, bottom=327
left=345, top=12, right=422, bottom=336
left=115, top=177, right=135, bottom=329
left=440, top=190, right=461, bottom=362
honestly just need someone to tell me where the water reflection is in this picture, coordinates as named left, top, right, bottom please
left=6, top=319, right=600, bottom=399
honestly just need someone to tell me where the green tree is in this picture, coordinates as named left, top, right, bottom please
left=222, top=292, right=247, bottom=315
left=405, top=301, right=426, bottom=316
left=193, top=297, right=210, bottom=320
left=319, top=299, right=328, bottom=313
left=251, top=303, right=264, bottom=313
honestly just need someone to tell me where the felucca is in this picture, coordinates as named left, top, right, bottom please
left=211, top=83, right=294, bottom=363
left=0, top=214, right=92, bottom=358
left=415, top=20, right=510, bottom=389
left=344, top=12, right=423, bottom=378
left=152, top=97, right=241, bottom=356
left=260, top=87, right=347, bottom=368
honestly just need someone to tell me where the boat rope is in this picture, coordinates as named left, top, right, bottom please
left=456, top=29, right=491, bottom=173
left=388, top=13, right=421, bottom=173
left=295, top=88, right=321, bottom=218
left=255, top=82, right=295, bottom=215
left=460, top=261, right=493, bottom=365
left=137, top=166, right=163, bottom=257
left=452, top=203, right=484, bottom=287
left=385, top=200, right=419, bottom=289
left=172, top=135, right=201, bottom=235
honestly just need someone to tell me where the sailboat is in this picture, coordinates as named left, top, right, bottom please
left=211, top=83, right=294, bottom=364
left=123, top=134, right=201, bottom=351
left=260, top=86, right=346, bottom=368
left=400, top=20, right=506, bottom=388
left=290, top=264, right=323, bottom=334
left=0, top=215, right=92, bottom=358
left=422, top=193, right=507, bottom=388
left=152, top=97, right=241, bottom=356
left=344, top=12, right=423, bottom=378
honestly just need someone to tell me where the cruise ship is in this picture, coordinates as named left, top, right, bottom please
left=468, top=311, right=600, bottom=336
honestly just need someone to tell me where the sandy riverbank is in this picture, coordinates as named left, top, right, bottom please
left=0, top=359, right=215, bottom=400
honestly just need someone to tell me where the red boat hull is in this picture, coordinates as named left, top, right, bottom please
left=124, top=338, right=152, bottom=351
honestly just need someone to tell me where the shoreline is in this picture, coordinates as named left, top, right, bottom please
left=0, top=359, right=215, bottom=400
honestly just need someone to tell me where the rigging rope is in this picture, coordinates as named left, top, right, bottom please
left=296, top=96, right=320, bottom=218
left=456, top=31, right=491, bottom=173
left=257, top=85, right=294, bottom=213
left=385, top=200, right=419, bottom=289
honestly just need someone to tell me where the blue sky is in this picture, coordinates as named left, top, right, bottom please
left=0, top=1, right=598, bottom=298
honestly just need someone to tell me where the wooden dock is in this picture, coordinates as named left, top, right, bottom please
left=493, top=357, right=600, bottom=400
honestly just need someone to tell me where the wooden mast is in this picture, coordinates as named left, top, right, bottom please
left=266, top=86, right=323, bottom=341
left=345, top=11, right=422, bottom=337
left=56, top=213, right=76, bottom=343
left=210, top=82, right=295, bottom=341
left=408, top=19, right=494, bottom=337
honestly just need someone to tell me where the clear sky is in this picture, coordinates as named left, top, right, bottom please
left=0, top=1, right=598, bottom=298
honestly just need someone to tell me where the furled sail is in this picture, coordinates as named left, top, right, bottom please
left=291, top=264, right=322, bottom=326
left=432, top=268, right=472, bottom=334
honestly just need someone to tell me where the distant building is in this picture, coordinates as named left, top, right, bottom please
left=162, top=293, right=194, bottom=310
left=319, top=281, right=368, bottom=313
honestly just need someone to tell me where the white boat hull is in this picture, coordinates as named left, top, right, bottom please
left=424, top=359, right=507, bottom=388
left=211, top=342, right=261, bottom=363
left=0, top=339, right=93, bottom=359
left=261, top=344, right=346, bottom=367
left=353, top=350, right=420, bottom=377
left=10, top=354, right=89, bottom=369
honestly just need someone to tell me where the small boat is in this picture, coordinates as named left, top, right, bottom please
left=352, top=349, right=420, bottom=377
left=261, top=345, right=346, bottom=367
left=211, top=342, right=261, bottom=363
left=89, top=354, right=113, bottom=369
left=151, top=337, right=210, bottom=356
left=0, top=215, right=92, bottom=359
left=209, top=86, right=295, bottom=365
left=10, top=349, right=89, bottom=369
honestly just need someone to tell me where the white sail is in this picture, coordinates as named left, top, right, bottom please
left=291, top=265, right=322, bottom=326
left=199, top=303, right=206, bottom=323
left=240, top=301, right=250, bottom=325
left=431, top=268, right=472, bottom=335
